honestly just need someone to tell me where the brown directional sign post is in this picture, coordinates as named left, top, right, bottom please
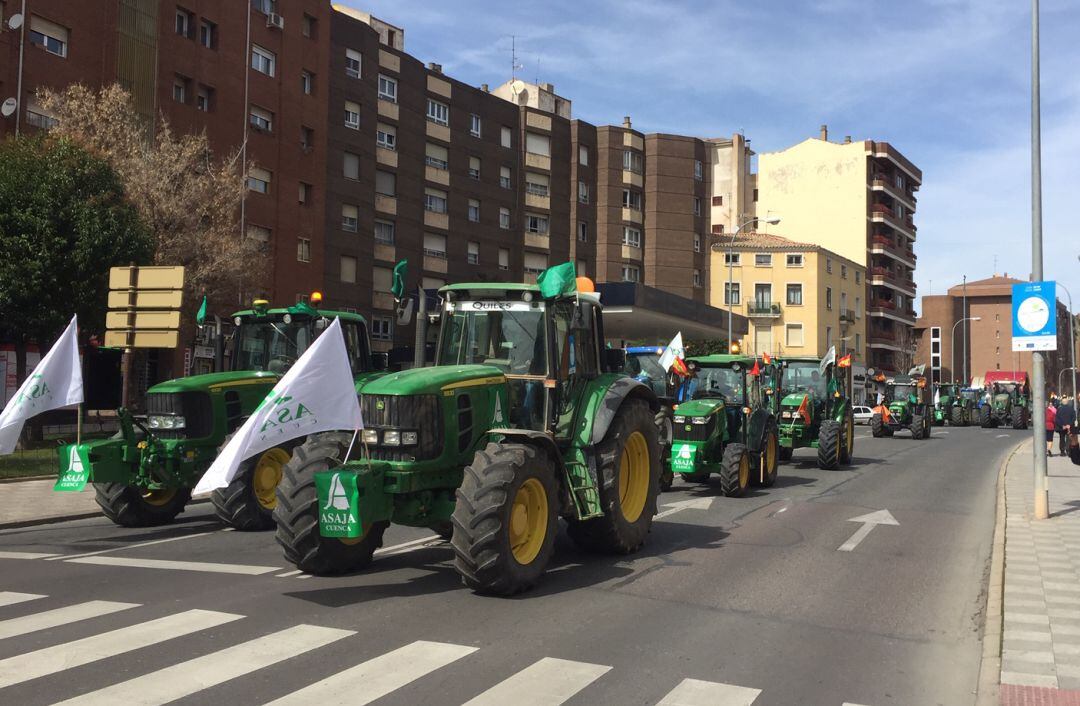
left=106, top=265, right=185, bottom=407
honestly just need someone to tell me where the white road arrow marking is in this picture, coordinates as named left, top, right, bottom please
left=837, top=509, right=899, bottom=552
left=654, top=497, right=716, bottom=520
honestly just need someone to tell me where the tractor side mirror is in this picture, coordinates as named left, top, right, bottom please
left=604, top=348, right=627, bottom=372
left=370, top=352, right=389, bottom=371
left=314, top=317, right=328, bottom=331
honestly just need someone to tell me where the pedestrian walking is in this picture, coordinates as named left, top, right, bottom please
left=1045, top=400, right=1058, bottom=456
left=1057, top=398, right=1076, bottom=456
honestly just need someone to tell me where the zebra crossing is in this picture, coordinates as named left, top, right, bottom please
left=0, top=591, right=874, bottom=705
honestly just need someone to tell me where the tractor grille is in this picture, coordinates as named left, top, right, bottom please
left=360, top=394, right=442, bottom=462
left=674, top=416, right=715, bottom=442
left=145, top=392, right=212, bottom=439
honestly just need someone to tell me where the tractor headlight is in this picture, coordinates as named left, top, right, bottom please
left=782, top=411, right=793, bottom=419
left=362, top=429, right=379, bottom=444
left=147, top=414, right=185, bottom=430
left=401, top=431, right=419, bottom=446
left=382, top=430, right=401, bottom=446
left=674, top=416, right=686, bottom=424
left=692, top=417, right=708, bottom=425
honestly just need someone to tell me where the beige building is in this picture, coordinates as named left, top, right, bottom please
left=711, top=233, right=867, bottom=361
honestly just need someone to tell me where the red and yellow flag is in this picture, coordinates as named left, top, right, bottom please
left=670, top=357, right=689, bottom=377
left=750, top=360, right=761, bottom=376
left=796, top=394, right=812, bottom=424
left=762, top=351, right=772, bottom=365
left=837, top=353, right=852, bottom=368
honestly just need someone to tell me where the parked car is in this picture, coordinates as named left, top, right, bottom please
left=853, top=405, right=875, bottom=425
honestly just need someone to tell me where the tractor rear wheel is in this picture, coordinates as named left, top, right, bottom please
left=951, top=405, right=966, bottom=426
left=719, top=443, right=751, bottom=497
left=839, top=412, right=855, bottom=465
left=94, top=483, right=191, bottom=527
left=871, top=413, right=885, bottom=438
left=1012, top=406, right=1026, bottom=429
left=754, top=422, right=779, bottom=487
left=818, top=420, right=842, bottom=470
left=567, top=400, right=660, bottom=554
left=452, top=443, right=559, bottom=595
left=274, top=433, right=387, bottom=575
left=212, top=444, right=292, bottom=531
left=980, top=406, right=994, bottom=428
left=911, top=414, right=927, bottom=440
left=656, top=411, right=674, bottom=493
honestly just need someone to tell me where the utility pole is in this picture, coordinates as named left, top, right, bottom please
left=1031, top=0, right=1049, bottom=520
left=962, top=275, right=968, bottom=385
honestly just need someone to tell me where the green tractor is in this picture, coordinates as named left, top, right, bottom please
left=666, top=355, right=781, bottom=497
left=273, top=281, right=662, bottom=595
left=980, top=380, right=1030, bottom=429
left=870, top=374, right=932, bottom=439
left=776, top=355, right=855, bottom=469
left=936, top=384, right=977, bottom=426
left=57, top=300, right=387, bottom=530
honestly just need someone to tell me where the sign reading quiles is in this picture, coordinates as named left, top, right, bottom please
left=1012, top=281, right=1057, bottom=352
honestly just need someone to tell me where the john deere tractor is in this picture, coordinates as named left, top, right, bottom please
left=273, top=280, right=662, bottom=595
left=871, top=374, right=932, bottom=439
left=776, top=355, right=854, bottom=469
left=56, top=299, right=387, bottom=530
left=980, top=381, right=1030, bottom=429
left=933, top=384, right=957, bottom=426
left=950, top=387, right=979, bottom=426
left=666, top=355, right=780, bottom=496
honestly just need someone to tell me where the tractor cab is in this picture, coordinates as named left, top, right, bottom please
left=776, top=355, right=854, bottom=468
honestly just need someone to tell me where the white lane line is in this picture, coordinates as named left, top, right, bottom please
left=0, top=592, right=46, bottom=608
left=0, top=600, right=139, bottom=641
left=374, top=535, right=443, bottom=557
left=654, top=497, right=716, bottom=521
left=0, top=551, right=60, bottom=560
left=47, top=530, right=220, bottom=561
left=997, top=434, right=1009, bottom=438
left=0, top=609, right=243, bottom=689
left=463, top=657, right=611, bottom=706
left=54, top=624, right=354, bottom=706
left=657, top=678, right=761, bottom=705
left=276, top=569, right=303, bottom=578
left=266, top=640, right=477, bottom=706
left=64, top=556, right=280, bottom=575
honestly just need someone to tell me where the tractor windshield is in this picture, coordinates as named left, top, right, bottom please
left=625, top=354, right=667, bottom=397
left=693, top=367, right=745, bottom=403
left=437, top=302, right=547, bottom=376
left=890, top=384, right=917, bottom=401
left=232, top=318, right=316, bottom=374
left=783, top=363, right=827, bottom=399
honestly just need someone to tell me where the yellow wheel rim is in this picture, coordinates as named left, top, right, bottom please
left=509, top=477, right=548, bottom=565
left=141, top=488, right=177, bottom=507
left=739, top=452, right=750, bottom=488
left=252, top=448, right=291, bottom=510
left=765, top=432, right=777, bottom=472
left=846, top=417, right=855, bottom=456
left=618, top=431, right=650, bottom=523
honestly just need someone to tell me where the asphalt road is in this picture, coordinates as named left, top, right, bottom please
left=0, top=425, right=1024, bottom=705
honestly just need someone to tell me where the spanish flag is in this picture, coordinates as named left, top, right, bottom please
left=670, top=357, right=689, bottom=377
left=796, top=394, right=812, bottom=424
left=762, top=351, right=772, bottom=365
left=837, top=353, right=852, bottom=368
left=750, top=360, right=761, bottom=376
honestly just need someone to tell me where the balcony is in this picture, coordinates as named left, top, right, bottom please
left=840, top=309, right=855, bottom=325
left=870, top=176, right=917, bottom=211
left=869, top=265, right=916, bottom=296
left=869, top=204, right=916, bottom=240
left=747, top=302, right=782, bottom=319
left=868, top=234, right=915, bottom=267
left=867, top=299, right=916, bottom=324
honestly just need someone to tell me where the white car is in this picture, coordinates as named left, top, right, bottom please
left=852, top=406, right=875, bottom=425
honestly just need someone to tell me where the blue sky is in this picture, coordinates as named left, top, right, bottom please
left=343, top=0, right=1080, bottom=312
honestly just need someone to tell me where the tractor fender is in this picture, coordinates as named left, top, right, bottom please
left=588, top=377, right=659, bottom=446
left=485, top=428, right=563, bottom=468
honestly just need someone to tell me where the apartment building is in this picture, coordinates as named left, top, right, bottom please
left=706, top=133, right=757, bottom=236
left=755, top=127, right=921, bottom=375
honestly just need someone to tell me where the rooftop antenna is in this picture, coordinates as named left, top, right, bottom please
left=510, top=35, right=523, bottom=80
left=535, top=54, right=540, bottom=84
left=993, top=254, right=998, bottom=274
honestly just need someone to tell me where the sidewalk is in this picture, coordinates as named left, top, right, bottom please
left=0, top=478, right=100, bottom=528
left=999, top=439, right=1080, bottom=703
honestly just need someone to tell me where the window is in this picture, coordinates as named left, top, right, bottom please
left=427, top=99, right=449, bottom=126
left=753, top=188, right=759, bottom=202
left=175, top=8, right=192, bottom=37
left=826, top=258, right=833, bottom=274
left=297, top=238, right=311, bottom=262
left=343, top=152, right=360, bottom=180
left=196, top=85, right=212, bottom=112
left=694, top=160, right=703, bottom=181
left=468, top=199, right=480, bottom=222
left=501, top=126, right=512, bottom=149
left=525, top=132, right=551, bottom=156
left=825, top=326, right=833, bottom=349
left=378, top=74, right=397, bottom=102
left=693, top=269, right=702, bottom=287
left=301, top=71, right=314, bottom=95
left=29, top=16, right=68, bottom=57
left=713, top=195, right=723, bottom=206
left=424, top=188, right=447, bottom=213
left=787, top=284, right=803, bottom=305
left=855, top=333, right=861, bottom=352
left=841, top=264, right=848, bottom=279
left=578, top=180, right=589, bottom=204
left=499, top=248, right=509, bottom=271
left=724, top=253, right=740, bottom=266
left=693, top=197, right=701, bottom=216
left=343, top=101, right=360, bottom=129
left=246, top=225, right=271, bottom=243
left=622, top=189, right=642, bottom=210
left=300, top=126, right=314, bottom=151
left=855, top=271, right=861, bottom=284
left=470, top=113, right=481, bottom=137
left=622, top=265, right=641, bottom=283
left=826, top=287, right=833, bottom=310
left=623, top=227, right=641, bottom=248
left=375, top=170, right=395, bottom=196
left=247, top=166, right=271, bottom=193
left=298, top=182, right=311, bottom=204
left=468, top=156, right=480, bottom=180
left=578, top=222, right=588, bottom=243
left=423, top=233, right=447, bottom=258
left=525, top=253, right=548, bottom=277
left=249, top=105, right=273, bottom=132
left=713, top=224, right=725, bottom=234
left=579, top=146, right=589, bottom=165
left=468, top=241, right=479, bottom=265
left=694, top=234, right=701, bottom=252
left=855, top=297, right=861, bottom=317
left=724, top=282, right=740, bottom=306
left=786, top=254, right=803, bottom=267
left=841, top=292, right=848, bottom=314
left=251, top=0, right=273, bottom=13
left=251, top=45, right=275, bottom=77
left=376, top=123, right=396, bottom=150
left=341, top=204, right=358, bottom=232
left=526, top=213, right=549, bottom=234
left=172, top=78, right=188, bottom=104
left=345, top=49, right=361, bottom=78
left=622, top=151, right=643, bottom=174
left=340, top=256, right=357, bottom=284
left=371, top=317, right=393, bottom=341
left=754, top=284, right=772, bottom=305
left=302, top=13, right=316, bottom=38
left=500, top=165, right=512, bottom=189
left=373, top=267, right=392, bottom=293
left=425, top=143, right=448, bottom=170
left=755, top=253, right=772, bottom=267
left=525, top=172, right=549, bottom=197
left=499, top=207, right=511, bottom=229
left=786, top=324, right=804, bottom=347
left=577, top=260, right=587, bottom=276
left=374, top=220, right=395, bottom=245
left=199, top=19, right=216, bottom=48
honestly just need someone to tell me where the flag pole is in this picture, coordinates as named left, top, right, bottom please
left=76, top=403, right=82, bottom=445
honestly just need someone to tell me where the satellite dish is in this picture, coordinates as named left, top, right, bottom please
left=1, top=98, right=16, bottom=118
left=7, top=13, right=23, bottom=30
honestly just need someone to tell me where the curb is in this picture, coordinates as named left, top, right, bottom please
left=0, top=497, right=210, bottom=531
left=976, top=440, right=1025, bottom=706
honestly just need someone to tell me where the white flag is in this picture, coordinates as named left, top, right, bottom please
left=0, top=316, right=83, bottom=454
left=819, top=345, right=836, bottom=374
left=192, top=317, right=363, bottom=496
left=658, top=332, right=685, bottom=373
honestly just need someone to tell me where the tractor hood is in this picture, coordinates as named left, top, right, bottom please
left=149, top=370, right=279, bottom=394
left=781, top=392, right=811, bottom=407
left=358, top=364, right=505, bottom=397
left=674, top=398, right=725, bottom=418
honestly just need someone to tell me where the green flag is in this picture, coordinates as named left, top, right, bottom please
left=391, top=259, right=407, bottom=300
left=196, top=296, right=207, bottom=325
left=537, top=261, right=577, bottom=299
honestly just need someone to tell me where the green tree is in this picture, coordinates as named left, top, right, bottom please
left=0, top=135, right=152, bottom=387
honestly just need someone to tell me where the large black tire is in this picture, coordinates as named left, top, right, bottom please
left=818, top=420, right=842, bottom=470
left=1012, top=406, right=1025, bottom=430
left=779, top=446, right=794, bottom=462
left=451, top=442, right=559, bottom=595
left=911, top=414, right=926, bottom=440
left=839, top=412, right=855, bottom=465
left=94, top=483, right=191, bottom=527
left=567, top=399, right=660, bottom=554
left=655, top=411, right=673, bottom=493
left=719, top=443, right=751, bottom=497
left=951, top=405, right=966, bottom=427
left=211, top=444, right=293, bottom=531
left=274, top=433, right=388, bottom=575
left=754, top=422, right=779, bottom=487
left=871, top=414, right=885, bottom=438
left=980, top=405, right=994, bottom=428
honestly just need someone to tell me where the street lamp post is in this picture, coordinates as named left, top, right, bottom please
left=1057, top=282, right=1077, bottom=414
left=951, top=317, right=981, bottom=385
left=712, top=215, right=781, bottom=353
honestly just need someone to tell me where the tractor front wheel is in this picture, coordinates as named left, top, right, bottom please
left=567, top=400, right=660, bottom=554
left=719, top=443, right=751, bottom=497
left=871, top=414, right=885, bottom=438
left=274, top=433, right=387, bottom=575
left=951, top=405, right=967, bottom=427
left=980, top=406, right=994, bottom=428
left=1012, top=406, right=1026, bottom=429
left=212, top=445, right=292, bottom=531
left=911, top=414, right=927, bottom=440
left=779, top=446, right=794, bottom=462
left=818, top=420, right=842, bottom=470
left=839, top=412, right=855, bottom=465
left=452, top=443, right=559, bottom=595
left=94, top=483, right=191, bottom=527
left=754, top=422, right=780, bottom=487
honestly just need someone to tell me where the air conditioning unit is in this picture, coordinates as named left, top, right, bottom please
left=266, top=13, right=284, bottom=30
